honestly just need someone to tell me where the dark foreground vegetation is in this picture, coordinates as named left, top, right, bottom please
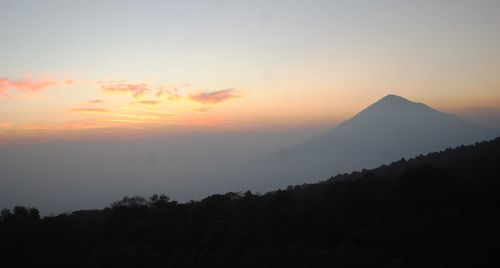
left=2, top=137, right=500, bottom=267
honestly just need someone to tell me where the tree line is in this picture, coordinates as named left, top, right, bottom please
left=1, top=137, right=500, bottom=267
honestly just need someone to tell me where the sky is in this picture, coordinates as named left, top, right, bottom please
left=1, top=0, right=500, bottom=143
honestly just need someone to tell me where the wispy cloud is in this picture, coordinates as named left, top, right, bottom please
left=108, top=113, right=162, bottom=120
left=87, top=99, right=104, bottom=104
left=100, top=82, right=150, bottom=98
left=0, top=122, right=13, bottom=129
left=70, top=107, right=109, bottom=113
left=190, top=88, right=241, bottom=104
left=133, top=100, right=161, bottom=106
left=120, top=107, right=172, bottom=116
left=156, top=87, right=181, bottom=101
left=106, top=119, right=151, bottom=124
left=194, top=107, right=212, bottom=112
left=0, top=78, right=73, bottom=97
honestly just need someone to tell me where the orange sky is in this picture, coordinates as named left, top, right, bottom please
left=1, top=75, right=498, bottom=144
left=1, top=1, right=499, bottom=143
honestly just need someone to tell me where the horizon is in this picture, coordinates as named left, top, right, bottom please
left=2, top=91, right=498, bottom=215
left=1, top=1, right=500, bottom=144
left=1, top=93, right=497, bottom=146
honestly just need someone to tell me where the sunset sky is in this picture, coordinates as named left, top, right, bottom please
left=1, top=0, right=499, bottom=143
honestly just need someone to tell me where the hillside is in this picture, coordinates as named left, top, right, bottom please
left=210, top=95, right=499, bottom=194
left=2, top=136, right=500, bottom=267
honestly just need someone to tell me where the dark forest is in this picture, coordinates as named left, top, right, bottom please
left=2, top=137, right=500, bottom=267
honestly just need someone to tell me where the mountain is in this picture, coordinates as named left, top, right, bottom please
left=211, top=94, right=500, bottom=193
left=1, top=94, right=498, bottom=213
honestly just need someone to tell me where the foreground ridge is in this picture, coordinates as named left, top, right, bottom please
left=1, top=136, right=500, bottom=267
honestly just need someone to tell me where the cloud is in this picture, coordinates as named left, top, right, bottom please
left=156, top=87, right=180, bottom=101
left=190, top=88, right=241, bottom=104
left=0, top=89, right=8, bottom=97
left=87, top=99, right=104, bottom=104
left=0, top=78, right=73, bottom=97
left=0, top=122, right=13, bottom=129
left=194, top=107, right=212, bottom=112
left=101, top=82, right=150, bottom=98
left=70, top=107, right=109, bottom=113
left=133, top=100, right=161, bottom=106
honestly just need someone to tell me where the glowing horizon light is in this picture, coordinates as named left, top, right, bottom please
left=1, top=1, right=499, bottom=143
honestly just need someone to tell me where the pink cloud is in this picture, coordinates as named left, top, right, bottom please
left=0, top=78, right=71, bottom=97
left=134, top=100, right=161, bottom=106
left=190, top=88, right=241, bottom=104
left=87, top=99, right=104, bottom=104
left=194, top=107, right=212, bottom=112
left=101, top=82, right=150, bottom=98
left=156, top=87, right=180, bottom=101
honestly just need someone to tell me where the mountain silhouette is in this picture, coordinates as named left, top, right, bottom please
left=212, top=94, right=500, bottom=193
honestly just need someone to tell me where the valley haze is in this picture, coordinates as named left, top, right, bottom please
left=1, top=95, right=498, bottom=214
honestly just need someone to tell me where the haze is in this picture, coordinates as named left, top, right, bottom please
left=1, top=0, right=500, bottom=213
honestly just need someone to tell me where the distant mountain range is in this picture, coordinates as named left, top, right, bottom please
left=213, top=94, right=499, bottom=193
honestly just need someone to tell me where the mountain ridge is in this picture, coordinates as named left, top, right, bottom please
left=208, top=95, right=500, bottom=195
